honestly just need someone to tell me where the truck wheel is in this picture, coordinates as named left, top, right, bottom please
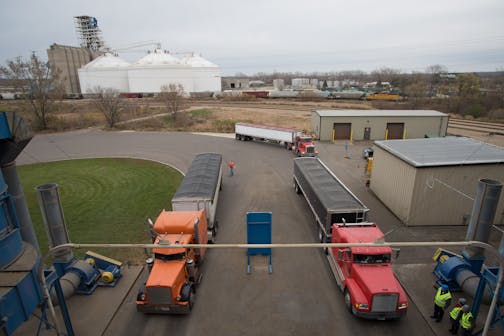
left=344, top=289, right=353, bottom=315
left=235, top=134, right=240, bottom=140
left=318, top=228, right=328, bottom=254
left=188, top=290, right=194, bottom=310
left=180, top=284, right=191, bottom=302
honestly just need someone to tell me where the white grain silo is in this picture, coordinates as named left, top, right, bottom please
left=78, top=53, right=131, bottom=94
left=127, top=49, right=194, bottom=94
left=181, top=53, right=221, bottom=93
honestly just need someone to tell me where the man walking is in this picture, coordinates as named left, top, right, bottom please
left=448, top=298, right=466, bottom=334
left=228, top=160, right=235, bottom=177
left=431, top=284, right=452, bottom=322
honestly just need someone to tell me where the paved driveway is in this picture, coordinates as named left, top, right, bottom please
left=18, top=130, right=435, bottom=336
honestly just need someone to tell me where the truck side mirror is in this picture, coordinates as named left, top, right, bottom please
left=392, top=248, right=400, bottom=260
left=337, top=248, right=351, bottom=261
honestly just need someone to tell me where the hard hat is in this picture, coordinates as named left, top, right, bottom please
left=441, top=284, right=449, bottom=290
left=458, top=298, right=467, bottom=304
left=462, top=305, right=470, bottom=312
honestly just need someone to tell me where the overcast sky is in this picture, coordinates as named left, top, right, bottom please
left=1, top=0, right=503, bottom=75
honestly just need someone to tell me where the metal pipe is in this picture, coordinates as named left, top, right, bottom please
left=38, top=240, right=503, bottom=336
left=1, top=162, right=40, bottom=254
left=50, top=272, right=80, bottom=304
left=455, top=269, right=495, bottom=304
left=465, top=179, right=503, bottom=257
left=35, top=183, right=73, bottom=262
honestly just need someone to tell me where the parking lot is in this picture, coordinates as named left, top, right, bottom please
left=16, top=130, right=501, bottom=336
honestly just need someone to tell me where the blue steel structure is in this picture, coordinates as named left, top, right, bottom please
left=246, top=212, right=272, bottom=274
left=0, top=111, right=44, bottom=335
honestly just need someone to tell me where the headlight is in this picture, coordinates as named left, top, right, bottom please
left=355, top=303, right=369, bottom=310
left=398, top=303, right=408, bottom=309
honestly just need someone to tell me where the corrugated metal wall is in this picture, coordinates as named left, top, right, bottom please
left=369, top=147, right=417, bottom=223
left=312, top=113, right=448, bottom=141
left=409, top=164, right=504, bottom=226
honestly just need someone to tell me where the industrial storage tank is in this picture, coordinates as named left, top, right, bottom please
left=181, top=53, right=221, bottom=93
left=127, top=49, right=194, bottom=94
left=78, top=53, right=131, bottom=94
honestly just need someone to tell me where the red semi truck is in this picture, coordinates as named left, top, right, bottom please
left=235, top=123, right=318, bottom=157
left=293, top=158, right=408, bottom=319
left=327, top=223, right=408, bottom=319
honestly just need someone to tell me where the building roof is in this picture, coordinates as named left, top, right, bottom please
left=135, top=49, right=181, bottom=66
left=314, top=110, right=447, bottom=117
left=374, top=137, right=504, bottom=167
left=82, top=53, right=130, bottom=69
left=181, top=53, right=218, bottom=68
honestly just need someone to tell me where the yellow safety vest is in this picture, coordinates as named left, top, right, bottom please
left=460, top=312, right=473, bottom=329
left=449, top=306, right=462, bottom=320
left=434, top=288, right=452, bottom=307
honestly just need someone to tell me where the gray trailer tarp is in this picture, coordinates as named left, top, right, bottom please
left=173, top=153, right=222, bottom=201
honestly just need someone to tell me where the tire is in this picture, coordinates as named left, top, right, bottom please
left=188, top=290, right=194, bottom=310
left=235, top=134, right=240, bottom=140
left=294, top=181, right=301, bottom=194
left=318, top=227, right=328, bottom=254
left=344, top=289, right=353, bottom=315
left=180, top=284, right=191, bottom=302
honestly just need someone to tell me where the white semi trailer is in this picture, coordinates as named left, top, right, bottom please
left=235, top=123, right=318, bottom=156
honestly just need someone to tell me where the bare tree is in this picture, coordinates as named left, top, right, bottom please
left=158, top=84, right=187, bottom=122
left=425, top=64, right=448, bottom=96
left=91, top=87, right=124, bottom=128
left=0, top=53, right=61, bottom=129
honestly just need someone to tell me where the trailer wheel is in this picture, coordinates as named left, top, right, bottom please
left=318, top=228, right=328, bottom=254
left=294, top=181, right=301, bottom=194
left=344, top=289, right=353, bottom=315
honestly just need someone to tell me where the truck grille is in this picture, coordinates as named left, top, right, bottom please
left=307, top=147, right=315, bottom=153
left=371, top=294, right=398, bottom=312
left=147, top=286, right=172, bottom=305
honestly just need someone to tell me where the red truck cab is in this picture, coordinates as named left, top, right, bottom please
left=327, top=223, right=408, bottom=319
left=294, top=135, right=318, bottom=157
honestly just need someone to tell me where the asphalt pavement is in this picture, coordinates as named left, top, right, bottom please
left=15, top=130, right=502, bottom=336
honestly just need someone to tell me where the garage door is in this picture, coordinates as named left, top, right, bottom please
left=386, top=123, right=404, bottom=139
left=333, top=123, right=351, bottom=140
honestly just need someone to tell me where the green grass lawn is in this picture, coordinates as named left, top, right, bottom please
left=18, top=158, right=183, bottom=264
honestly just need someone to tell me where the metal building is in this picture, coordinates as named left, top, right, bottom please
left=311, top=110, right=448, bottom=141
left=370, top=137, right=504, bottom=226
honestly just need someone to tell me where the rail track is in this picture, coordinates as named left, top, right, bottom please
left=448, top=118, right=504, bottom=136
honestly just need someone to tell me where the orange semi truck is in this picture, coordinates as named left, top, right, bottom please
left=136, top=209, right=208, bottom=314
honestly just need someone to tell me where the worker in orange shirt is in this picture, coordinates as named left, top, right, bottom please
left=228, top=160, right=235, bottom=177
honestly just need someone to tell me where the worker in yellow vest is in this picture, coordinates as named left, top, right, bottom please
left=460, top=305, right=474, bottom=336
left=430, top=284, right=452, bottom=322
left=448, top=297, right=466, bottom=334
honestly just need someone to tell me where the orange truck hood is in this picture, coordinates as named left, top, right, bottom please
left=147, top=259, right=186, bottom=290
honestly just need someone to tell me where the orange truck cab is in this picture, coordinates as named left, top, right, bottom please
left=327, top=222, right=408, bottom=320
left=294, top=135, right=318, bottom=157
left=136, top=210, right=208, bottom=314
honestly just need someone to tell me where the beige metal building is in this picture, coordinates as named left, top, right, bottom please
left=311, top=110, right=448, bottom=141
left=370, top=137, right=504, bottom=226
left=47, top=44, right=92, bottom=96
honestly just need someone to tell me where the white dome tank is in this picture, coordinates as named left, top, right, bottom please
left=128, top=49, right=194, bottom=93
left=181, top=53, right=221, bottom=93
left=78, top=53, right=131, bottom=94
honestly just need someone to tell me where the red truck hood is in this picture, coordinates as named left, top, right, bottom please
left=351, top=264, right=402, bottom=295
